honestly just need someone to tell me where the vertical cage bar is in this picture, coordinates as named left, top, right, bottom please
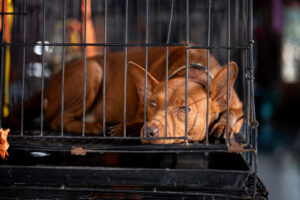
left=60, top=0, right=67, bottom=136
left=226, top=0, right=231, bottom=144
left=246, top=68, right=251, bottom=145
left=185, top=49, right=189, bottom=138
left=248, top=0, right=257, bottom=161
left=165, top=47, right=168, bottom=138
left=243, top=45, right=248, bottom=145
left=123, top=0, right=128, bottom=137
left=165, top=0, right=174, bottom=137
left=246, top=0, right=252, bottom=148
left=40, top=0, right=46, bottom=136
left=205, top=0, right=211, bottom=145
left=184, top=0, right=189, bottom=140
left=143, top=0, right=149, bottom=138
left=0, top=0, right=4, bottom=127
left=82, top=0, right=87, bottom=136
left=248, top=0, right=258, bottom=196
left=102, top=0, right=107, bottom=136
left=249, top=0, right=255, bottom=145
left=248, top=75, right=252, bottom=166
left=186, top=0, right=189, bottom=43
left=21, top=0, right=27, bottom=135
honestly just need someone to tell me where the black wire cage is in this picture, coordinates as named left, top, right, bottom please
left=0, top=0, right=267, bottom=199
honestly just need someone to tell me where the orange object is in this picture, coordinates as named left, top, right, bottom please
left=0, top=0, right=14, bottom=118
left=81, top=0, right=97, bottom=57
left=0, top=128, right=9, bottom=159
left=0, top=0, right=12, bottom=42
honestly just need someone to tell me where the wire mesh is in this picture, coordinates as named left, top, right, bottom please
left=0, top=0, right=257, bottom=171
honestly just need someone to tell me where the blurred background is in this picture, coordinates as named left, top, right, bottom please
left=0, top=0, right=299, bottom=199
left=254, top=0, right=300, bottom=200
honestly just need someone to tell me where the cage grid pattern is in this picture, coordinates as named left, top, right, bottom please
left=0, top=0, right=264, bottom=199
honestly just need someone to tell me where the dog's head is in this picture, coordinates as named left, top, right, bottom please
left=128, top=61, right=238, bottom=144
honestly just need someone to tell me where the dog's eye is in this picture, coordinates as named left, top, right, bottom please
left=150, top=100, right=157, bottom=108
left=179, top=106, right=191, bottom=113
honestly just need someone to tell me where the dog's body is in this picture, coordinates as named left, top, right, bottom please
left=13, top=47, right=243, bottom=144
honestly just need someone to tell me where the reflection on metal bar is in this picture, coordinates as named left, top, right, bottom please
left=143, top=0, right=149, bottom=138
left=21, top=0, right=27, bottom=135
left=82, top=0, right=87, bottom=136
left=206, top=0, right=211, bottom=145
left=185, top=49, right=189, bottom=139
left=226, top=0, right=231, bottom=144
left=103, top=0, right=107, bottom=136
left=123, top=0, right=128, bottom=137
left=60, top=0, right=67, bottom=136
left=0, top=0, right=5, bottom=127
left=40, top=0, right=46, bottom=136
left=165, top=0, right=174, bottom=137
left=166, top=0, right=174, bottom=43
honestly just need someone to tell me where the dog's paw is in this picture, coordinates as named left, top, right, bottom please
left=210, top=112, right=235, bottom=139
left=87, top=123, right=103, bottom=135
left=210, top=121, right=233, bottom=139
left=109, top=124, right=124, bottom=137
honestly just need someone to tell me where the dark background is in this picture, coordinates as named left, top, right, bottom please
left=254, top=0, right=300, bottom=199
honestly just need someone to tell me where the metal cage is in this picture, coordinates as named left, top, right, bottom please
left=0, top=0, right=267, bottom=199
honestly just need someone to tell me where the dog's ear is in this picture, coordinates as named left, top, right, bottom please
left=210, top=61, right=238, bottom=107
left=128, top=61, right=159, bottom=102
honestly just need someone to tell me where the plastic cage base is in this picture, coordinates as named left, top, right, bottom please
left=0, top=150, right=268, bottom=199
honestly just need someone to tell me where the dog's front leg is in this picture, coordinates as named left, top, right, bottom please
left=109, top=121, right=144, bottom=137
left=50, top=115, right=102, bottom=135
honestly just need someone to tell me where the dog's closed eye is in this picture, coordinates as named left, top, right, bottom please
left=179, top=106, right=192, bottom=113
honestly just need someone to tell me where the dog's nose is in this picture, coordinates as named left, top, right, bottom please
left=145, top=125, right=159, bottom=137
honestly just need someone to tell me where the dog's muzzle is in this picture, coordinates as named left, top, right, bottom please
left=142, top=125, right=160, bottom=138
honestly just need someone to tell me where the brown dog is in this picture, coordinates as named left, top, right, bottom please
left=13, top=47, right=243, bottom=144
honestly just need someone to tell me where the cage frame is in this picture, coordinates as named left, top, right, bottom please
left=0, top=0, right=264, bottom=199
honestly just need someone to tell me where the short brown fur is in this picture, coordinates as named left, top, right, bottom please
left=12, top=47, right=243, bottom=144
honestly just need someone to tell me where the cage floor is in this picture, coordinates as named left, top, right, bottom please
left=1, top=150, right=251, bottom=189
left=1, top=130, right=266, bottom=199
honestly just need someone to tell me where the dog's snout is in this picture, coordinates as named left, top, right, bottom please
left=145, top=125, right=159, bottom=137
